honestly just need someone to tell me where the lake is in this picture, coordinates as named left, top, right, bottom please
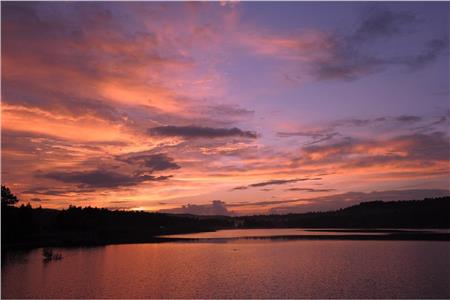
left=2, top=229, right=450, bottom=298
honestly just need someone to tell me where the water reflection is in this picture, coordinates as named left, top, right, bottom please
left=158, top=228, right=450, bottom=242
left=2, top=237, right=450, bottom=298
left=158, top=228, right=389, bottom=239
left=1, top=248, right=32, bottom=266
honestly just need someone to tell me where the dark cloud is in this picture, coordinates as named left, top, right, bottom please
left=312, top=8, right=448, bottom=81
left=22, top=187, right=97, bottom=197
left=399, top=38, right=449, bottom=69
left=277, top=130, right=339, bottom=145
left=232, top=186, right=248, bottom=191
left=232, top=177, right=322, bottom=191
left=333, top=115, right=442, bottom=129
left=395, top=115, right=422, bottom=123
left=285, top=188, right=336, bottom=192
left=314, top=47, right=382, bottom=81
left=148, top=125, right=258, bottom=139
left=413, top=115, right=449, bottom=133
left=141, top=154, right=180, bottom=171
left=351, top=8, right=416, bottom=42
left=249, top=178, right=321, bottom=187
left=227, top=199, right=304, bottom=208
left=317, top=36, right=448, bottom=80
left=39, top=169, right=171, bottom=188
left=159, top=200, right=232, bottom=216
left=119, top=152, right=180, bottom=172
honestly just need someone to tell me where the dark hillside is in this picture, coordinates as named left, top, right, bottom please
left=238, top=197, right=450, bottom=228
left=2, top=197, right=449, bottom=249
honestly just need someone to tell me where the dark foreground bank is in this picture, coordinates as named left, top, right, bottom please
left=2, top=197, right=449, bottom=249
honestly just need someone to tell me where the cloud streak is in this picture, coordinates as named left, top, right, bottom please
left=292, top=131, right=450, bottom=171
left=39, top=169, right=171, bottom=188
left=232, top=177, right=322, bottom=190
left=245, top=6, right=448, bottom=81
left=119, top=153, right=181, bottom=172
left=285, top=188, right=336, bottom=192
left=351, top=7, right=416, bottom=42
left=148, top=125, right=258, bottom=139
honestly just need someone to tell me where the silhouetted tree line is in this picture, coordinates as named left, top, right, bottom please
left=2, top=205, right=231, bottom=248
left=237, top=197, right=450, bottom=228
left=1, top=185, right=449, bottom=248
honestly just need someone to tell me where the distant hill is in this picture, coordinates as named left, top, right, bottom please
left=2, top=197, right=449, bottom=249
left=238, top=197, right=450, bottom=228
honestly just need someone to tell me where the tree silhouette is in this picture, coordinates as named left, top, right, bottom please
left=1, top=185, right=19, bottom=207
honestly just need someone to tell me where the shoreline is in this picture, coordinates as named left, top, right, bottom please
left=3, top=229, right=450, bottom=251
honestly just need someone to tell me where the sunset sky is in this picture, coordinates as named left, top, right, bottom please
left=2, top=1, right=449, bottom=215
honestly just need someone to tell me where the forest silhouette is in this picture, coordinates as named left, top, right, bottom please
left=1, top=185, right=449, bottom=249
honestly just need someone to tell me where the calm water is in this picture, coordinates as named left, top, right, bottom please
left=159, top=228, right=450, bottom=239
left=2, top=230, right=450, bottom=299
left=159, top=228, right=390, bottom=238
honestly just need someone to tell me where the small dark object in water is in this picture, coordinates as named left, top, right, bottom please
left=42, top=248, right=62, bottom=261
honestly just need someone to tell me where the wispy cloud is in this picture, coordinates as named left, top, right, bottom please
left=232, top=177, right=322, bottom=190
left=244, top=6, right=448, bottom=81
left=148, top=125, right=258, bottom=139
left=285, top=188, right=336, bottom=192
left=277, top=130, right=339, bottom=145
left=292, top=131, right=450, bottom=171
left=350, top=7, right=417, bottom=42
